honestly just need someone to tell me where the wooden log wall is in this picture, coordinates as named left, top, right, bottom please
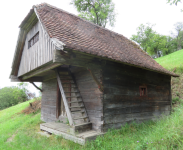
left=73, top=68, right=103, bottom=132
left=41, top=78, right=67, bottom=123
left=102, top=62, right=171, bottom=132
left=18, top=21, right=55, bottom=77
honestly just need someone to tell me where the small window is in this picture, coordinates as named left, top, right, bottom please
left=28, top=32, right=39, bottom=49
left=139, top=86, right=147, bottom=96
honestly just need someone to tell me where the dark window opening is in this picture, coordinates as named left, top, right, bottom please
left=28, top=32, right=39, bottom=49
left=139, top=86, right=147, bottom=96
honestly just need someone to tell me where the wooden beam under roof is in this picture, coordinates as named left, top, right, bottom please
left=10, top=75, right=43, bottom=82
left=53, top=49, right=105, bottom=69
left=21, top=62, right=62, bottom=80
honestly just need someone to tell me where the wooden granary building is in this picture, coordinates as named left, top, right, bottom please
left=10, top=3, right=178, bottom=144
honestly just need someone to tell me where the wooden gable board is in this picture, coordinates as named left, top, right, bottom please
left=18, top=21, right=56, bottom=77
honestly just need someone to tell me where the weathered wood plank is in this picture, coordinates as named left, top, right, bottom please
left=41, top=78, right=57, bottom=122
left=21, top=62, right=61, bottom=80
left=53, top=49, right=66, bottom=63
left=40, top=123, right=85, bottom=145
left=10, top=75, right=22, bottom=82
left=73, top=67, right=103, bottom=132
left=18, top=21, right=55, bottom=77
left=73, top=123, right=92, bottom=134
left=56, top=70, right=74, bottom=126
left=102, top=61, right=171, bottom=131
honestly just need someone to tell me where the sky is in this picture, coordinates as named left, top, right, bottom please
left=0, top=0, right=182, bottom=94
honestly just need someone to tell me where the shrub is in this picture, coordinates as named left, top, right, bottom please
left=176, top=64, right=183, bottom=74
left=176, top=91, right=180, bottom=96
left=172, top=97, right=180, bottom=104
left=0, top=84, right=35, bottom=110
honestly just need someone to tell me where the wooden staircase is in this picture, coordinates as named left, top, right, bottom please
left=56, top=69, right=92, bottom=134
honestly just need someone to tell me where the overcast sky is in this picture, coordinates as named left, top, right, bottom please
left=0, top=0, right=182, bottom=94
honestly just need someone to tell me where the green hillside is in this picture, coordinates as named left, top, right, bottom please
left=0, top=99, right=81, bottom=150
left=155, top=49, right=183, bottom=74
left=1, top=98, right=183, bottom=149
left=155, top=50, right=183, bottom=100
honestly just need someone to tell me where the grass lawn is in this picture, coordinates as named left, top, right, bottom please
left=155, top=49, right=183, bottom=74
left=0, top=99, right=82, bottom=150
left=156, top=49, right=183, bottom=100
left=1, top=99, right=183, bottom=150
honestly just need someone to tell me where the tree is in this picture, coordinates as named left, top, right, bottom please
left=70, top=0, right=116, bottom=28
left=0, top=83, right=36, bottom=110
left=167, top=0, right=181, bottom=5
left=172, top=22, right=183, bottom=50
left=17, top=82, right=35, bottom=99
left=131, top=23, right=156, bottom=52
left=146, top=34, right=168, bottom=58
left=164, top=36, right=177, bottom=54
left=131, top=23, right=177, bottom=58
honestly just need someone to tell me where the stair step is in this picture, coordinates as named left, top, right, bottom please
left=60, top=75, right=70, bottom=77
left=62, top=81, right=74, bottom=83
left=68, top=100, right=83, bottom=103
left=70, top=106, right=84, bottom=109
left=73, top=116, right=88, bottom=120
left=65, top=92, right=79, bottom=93
left=66, top=96, right=81, bottom=98
left=57, top=70, right=90, bottom=126
left=63, top=86, right=76, bottom=88
left=62, top=82, right=75, bottom=84
left=72, top=123, right=92, bottom=134
left=71, top=110, right=85, bottom=113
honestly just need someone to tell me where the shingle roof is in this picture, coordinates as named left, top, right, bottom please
left=32, top=3, right=178, bottom=77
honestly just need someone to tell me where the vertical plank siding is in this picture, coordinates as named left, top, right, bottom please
left=102, top=63, right=171, bottom=132
left=41, top=78, right=67, bottom=123
left=18, top=21, right=55, bottom=77
left=41, top=78, right=57, bottom=122
left=73, top=68, right=103, bottom=132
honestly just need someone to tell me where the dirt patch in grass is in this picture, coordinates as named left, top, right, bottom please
left=6, top=134, right=16, bottom=142
left=6, top=130, right=18, bottom=143
left=21, top=98, right=41, bottom=114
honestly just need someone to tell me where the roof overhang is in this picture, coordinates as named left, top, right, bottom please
left=10, top=3, right=179, bottom=80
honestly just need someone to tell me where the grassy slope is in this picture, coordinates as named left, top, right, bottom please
left=1, top=50, right=183, bottom=150
left=156, top=49, right=183, bottom=100
left=155, top=49, right=183, bottom=74
left=1, top=100, right=183, bottom=150
left=0, top=100, right=82, bottom=150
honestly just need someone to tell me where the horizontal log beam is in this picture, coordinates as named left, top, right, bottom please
left=53, top=50, right=105, bottom=69
left=24, top=77, right=43, bottom=82
left=22, top=62, right=62, bottom=80
left=53, top=49, right=66, bottom=63
left=10, top=75, right=42, bottom=82
left=10, top=75, right=21, bottom=82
